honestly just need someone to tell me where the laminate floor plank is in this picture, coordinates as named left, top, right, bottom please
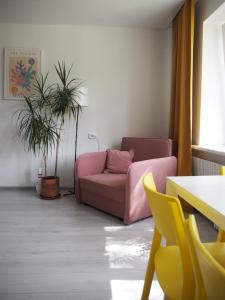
left=0, top=189, right=216, bottom=300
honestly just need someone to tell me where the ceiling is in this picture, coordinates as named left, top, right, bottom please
left=0, top=0, right=184, bottom=29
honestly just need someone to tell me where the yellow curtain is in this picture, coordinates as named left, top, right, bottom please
left=169, top=0, right=195, bottom=176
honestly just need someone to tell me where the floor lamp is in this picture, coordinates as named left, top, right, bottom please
left=64, top=87, right=88, bottom=196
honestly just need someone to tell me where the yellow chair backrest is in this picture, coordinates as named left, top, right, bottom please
left=186, top=215, right=225, bottom=300
left=143, top=174, right=194, bottom=298
left=144, top=173, right=186, bottom=246
left=220, top=166, right=225, bottom=175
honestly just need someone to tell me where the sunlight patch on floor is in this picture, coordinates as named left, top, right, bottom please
left=104, top=226, right=125, bottom=232
left=110, top=279, right=164, bottom=300
left=105, top=237, right=150, bottom=268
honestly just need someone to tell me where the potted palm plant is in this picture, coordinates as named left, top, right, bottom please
left=16, top=74, right=59, bottom=198
left=16, top=61, right=82, bottom=199
left=51, top=61, right=82, bottom=179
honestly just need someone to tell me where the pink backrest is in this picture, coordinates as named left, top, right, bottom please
left=121, top=137, right=176, bottom=162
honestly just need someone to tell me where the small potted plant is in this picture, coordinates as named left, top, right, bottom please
left=16, top=61, right=82, bottom=199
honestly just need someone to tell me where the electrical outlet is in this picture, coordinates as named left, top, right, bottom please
left=88, top=133, right=97, bottom=139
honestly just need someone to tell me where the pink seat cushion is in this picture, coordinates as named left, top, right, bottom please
left=105, top=149, right=134, bottom=174
left=80, top=173, right=126, bottom=203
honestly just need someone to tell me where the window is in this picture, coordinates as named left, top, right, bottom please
left=200, top=3, right=225, bottom=150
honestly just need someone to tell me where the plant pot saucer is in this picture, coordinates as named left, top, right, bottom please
left=40, top=193, right=61, bottom=200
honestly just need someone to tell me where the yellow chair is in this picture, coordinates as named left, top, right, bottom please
left=217, top=166, right=225, bottom=242
left=220, top=166, right=225, bottom=175
left=186, top=215, right=225, bottom=300
left=141, top=173, right=195, bottom=300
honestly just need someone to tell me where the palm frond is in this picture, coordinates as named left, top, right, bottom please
left=51, top=61, right=83, bottom=121
left=15, top=78, right=58, bottom=158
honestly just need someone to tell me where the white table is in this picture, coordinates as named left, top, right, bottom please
left=166, top=176, right=225, bottom=231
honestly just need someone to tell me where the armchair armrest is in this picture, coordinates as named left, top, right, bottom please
left=124, top=156, right=177, bottom=224
left=75, top=151, right=107, bottom=202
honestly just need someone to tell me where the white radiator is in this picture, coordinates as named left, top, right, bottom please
left=193, top=157, right=222, bottom=230
left=192, top=157, right=222, bottom=175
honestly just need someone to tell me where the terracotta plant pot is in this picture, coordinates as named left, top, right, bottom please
left=40, top=176, right=60, bottom=199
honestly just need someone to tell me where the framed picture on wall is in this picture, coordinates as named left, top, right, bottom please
left=4, top=48, right=41, bottom=100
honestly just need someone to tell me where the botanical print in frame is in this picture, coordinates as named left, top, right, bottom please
left=4, top=48, right=41, bottom=100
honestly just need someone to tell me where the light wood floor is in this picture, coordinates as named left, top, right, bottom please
left=0, top=188, right=217, bottom=300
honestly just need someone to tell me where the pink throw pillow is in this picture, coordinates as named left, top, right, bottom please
left=104, top=149, right=134, bottom=174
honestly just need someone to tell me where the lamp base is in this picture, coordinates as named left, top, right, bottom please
left=63, top=190, right=74, bottom=196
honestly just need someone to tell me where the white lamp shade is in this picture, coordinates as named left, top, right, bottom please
left=76, top=86, right=88, bottom=107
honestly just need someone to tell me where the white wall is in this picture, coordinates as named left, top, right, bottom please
left=0, top=24, right=171, bottom=187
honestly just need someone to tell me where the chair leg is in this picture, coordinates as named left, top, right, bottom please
left=141, top=227, right=161, bottom=300
left=217, top=228, right=225, bottom=242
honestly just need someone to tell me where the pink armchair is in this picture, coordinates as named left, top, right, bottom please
left=75, top=137, right=177, bottom=224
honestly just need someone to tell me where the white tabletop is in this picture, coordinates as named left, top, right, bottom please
left=166, top=176, right=225, bottom=230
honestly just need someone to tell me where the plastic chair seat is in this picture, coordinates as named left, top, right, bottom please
left=155, top=246, right=182, bottom=300
left=154, top=243, right=225, bottom=300
left=141, top=174, right=194, bottom=300
left=141, top=173, right=225, bottom=300
left=186, top=215, right=225, bottom=300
